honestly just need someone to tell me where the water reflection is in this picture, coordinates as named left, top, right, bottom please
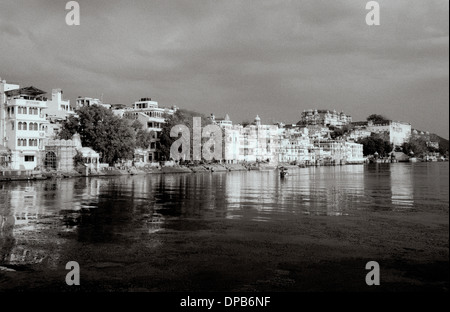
left=0, top=163, right=448, bottom=269
left=390, top=164, right=414, bottom=208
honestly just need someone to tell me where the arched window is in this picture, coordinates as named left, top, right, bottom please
left=23, top=122, right=27, bottom=130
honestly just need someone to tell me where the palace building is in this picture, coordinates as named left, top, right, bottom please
left=299, top=109, right=352, bottom=127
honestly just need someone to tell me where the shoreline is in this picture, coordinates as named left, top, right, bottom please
left=1, top=160, right=447, bottom=183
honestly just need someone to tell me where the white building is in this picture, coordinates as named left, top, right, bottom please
left=45, top=89, right=74, bottom=119
left=2, top=85, right=49, bottom=170
left=223, top=115, right=279, bottom=164
left=123, top=98, right=177, bottom=162
left=299, top=109, right=352, bottom=127
left=278, top=127, right=314, bottom=164
left=352, top=120, right=411, bottom=146
left=210, top=113, right=232, bottom=128
left=43, top=88, right=76, bottom=140
left=312, top=139, right=364, bottom=165
left=76, top=96, right=111, bottom=109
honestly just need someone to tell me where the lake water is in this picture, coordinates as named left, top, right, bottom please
left=0, top=162, right=448, bottom=291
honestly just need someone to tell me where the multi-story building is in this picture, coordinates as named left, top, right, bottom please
left=278, top=127, right=314, bottom=164
left=222, top=115, right=279, bottom=164
left=76, top=96, right=111, bottom=109
left=1, top=79, right=20, bottom=147
left=351, top=120, right=411, bottom=146
left=2, top=85, right=49, bottom=170
left=45, top=89, right=74, bottom=119
left=122, top=98, right=177, bottom=162
left=312, top=139, right=364, bottom=164
left=210, top=113, right=232, bottom=128
left=1, top=79, right=20, bottom=168
left=299, top=109, right=352, bottom=127
left=44, top=89, right=75, bottom=140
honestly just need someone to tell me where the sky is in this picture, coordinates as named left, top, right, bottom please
left=1, top=0, right=448, bottom=138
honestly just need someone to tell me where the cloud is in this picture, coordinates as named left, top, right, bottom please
left=0, top=0, right=448, bottom=137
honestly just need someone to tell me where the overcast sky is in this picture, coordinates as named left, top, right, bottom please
left=1, top=0, right=448, bottom=138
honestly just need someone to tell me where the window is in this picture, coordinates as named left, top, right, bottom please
left=25, top=156, right=34, bottom=162
left=44, top=152, right=57, bottom=170
left=23, top=122, right=27, bottom=130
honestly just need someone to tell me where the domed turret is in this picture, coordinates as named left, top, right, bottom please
left=254, top=115, right=261, bottom=126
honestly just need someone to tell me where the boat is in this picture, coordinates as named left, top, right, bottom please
left=279, top=166, right=288, bottom=178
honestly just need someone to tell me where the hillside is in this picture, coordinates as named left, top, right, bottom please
left=430, top=134, right=449, bottom=154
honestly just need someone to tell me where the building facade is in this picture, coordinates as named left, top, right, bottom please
left=45, top=89, right=74, bottom=119
left=352, top=120, right=411, bottom=146
left=2, top=86, right=49, bottom=170
left=299, top=109, right=352, bottom=127
left=76, top=96, right=111, bottom=109
left=122, top=98, right=177, bottom=162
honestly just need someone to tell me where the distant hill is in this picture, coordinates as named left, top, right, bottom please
left=429, top=133, right=449, bottom=154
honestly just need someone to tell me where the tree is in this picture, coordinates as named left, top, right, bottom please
left=367, top=114, right=389, bottom=124
left=58, top=105, right=136, bottom=165
left=330, top=124, right=354, bottom=140
left=58, top=115, right=79, bottom=140
left=357, top=134, right=393, bottom=156
left=136, top=129, right=154, bottom=149
left=128, top=119, right=143, bottom=132
left=241, top=120, right=251, bottom=127
left=158, top=109, right=212, bottom=161
left=73, top=150, right=84, bottom=167
left=401, top=136, right=428, bottom=157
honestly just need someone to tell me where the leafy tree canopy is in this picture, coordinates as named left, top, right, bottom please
left=158, top=109, right=212, bottom=161
left=136, top=129, right=155, bottom=149
left=357, top=134, right=393, bottom=156
left=58, top=105, right=136, bottom=165
left=367, top=114, right=389, bottom=124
